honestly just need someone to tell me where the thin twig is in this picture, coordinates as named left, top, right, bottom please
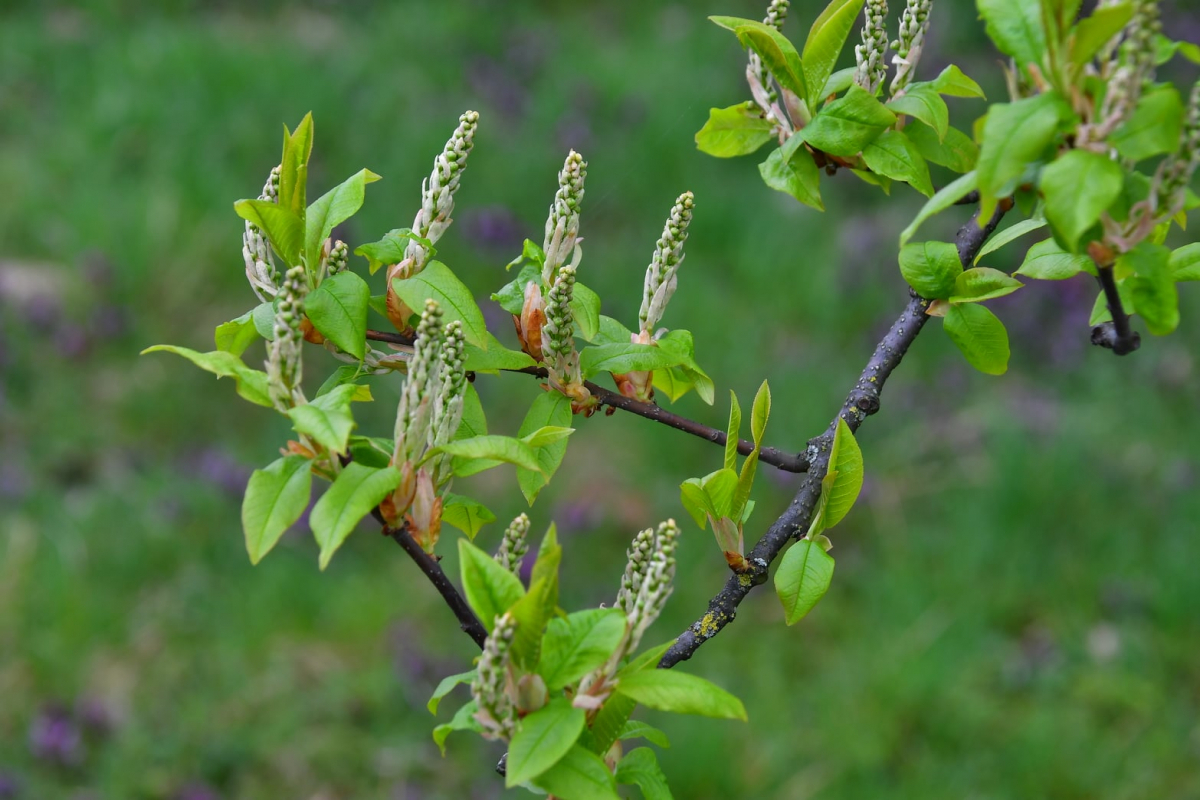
left=659, top=200, right=1010, bottom=669
left=1090, top=265, right=1141, bottom=355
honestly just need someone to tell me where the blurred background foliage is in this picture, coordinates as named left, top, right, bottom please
left=2, top=1, right=1199, bottom=797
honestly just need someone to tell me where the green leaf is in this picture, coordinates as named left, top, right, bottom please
left=214, top=309, right=260, bottom=357
left=710, top=17, right=806, bottom=99
left=930, top=65, right=986, bottom=99
left=950, top=267, right=1024, bottom=303
left=943, top=303, right=1010, bottom=375
left=822, top=417, right=864, bottom=530
left=619, top=639, right=678, bottom=677
left=886, top=85, right=949, bottom=142
left=1170, top=243, right=1200, bottom=281
left=792, top=85, right=896, bottom=156
left=531, top=744, right=621, bottom=800
left=432, top=699, right=482, bottom=756
left=653, top=330, right=714, bottom=405
left=233, top=199, right=304, bottom=267
left=440, top=493, right=497, bottom=539
left=759, top=147, right=824, bottom=211
left=976, top=93, right=1068, bottom=219
left=492, top=263, right=541, bottom=316
left=537, top=608, right=629, bottom=691
left=391, top=261, right=489, bottom=348
left=723, top=390, right=742, bottom=472
left=1110, top=86, right=1185, bottom=162
left=905, top=122, right=979, bottom=174
left=532, top=523, right=562, bottom=614
left=456, top=383, right=487, bottom=440
left=700, top=468, right=739, bottom=520
left=427, top=669, right=476, bottom=716
left=464, top=332, right=536, bottom=373
left=517, top=392, right=574, bottom=505
left=977, top=0, right=1046, bottom=68
left=695, top=102, right=775, bottom=158
left=774, top=538, right=836, bottom=624
left=242, top=455, right=313, bottom=565
left=680, top=480, right=714, bottom=529
left=976, top=218, right=1047, bottom=262
left=862, top=129, right=933, bottom=197
left=571, top=282, right=602, bottom=342
left=1015, top=237, right=1094, bottom=279
left=589, top=694, right=638, bottom=759
left=139, top=345, right=273, bottom=408
left=506, top=698, right=587, bottom=787
left=434, top=434, right=544, bottom=477
left=618, top=720, right=671, bottom=749
left=508, top=577, right=555, bottom=671
left=354, top=228, right=429, bottom=275
left=899, top=171, right=978, bottom=247
left=1070, top=3, right=1134, bottom=65
left=347, top=436, right=392, bottom=468
left=458, top=538, right=526, bottom=632
left=1039, top=150, right=1123, bottom=252
left=594, top=314, right=636, bottom=345
left=800, top=0, right=866, bottom=112
left=286, top=384, right=361, bottom=454
left=1124, top=242, right=1178, bottom=335
left=820, top=66, right=857, bottom=99
left=305, top=168, right=381, bottom=270
left=252, top=301, right=277, bottom=339
left=305, top=270, right=370, bottom=360
left=616, top=748, right=673, bottom=800
left=310, top=463, right=402, bottom=570
left=899, top=241, right=963, bottom=298
left=315, top=364, right=367, bottom=399
left=750, top=380, right=771, bottom=447
left=615, top=670, right=747, bottom=721
left=579, top=343, right=678, bottom=378
left=278, top=112, right=313, bottom=218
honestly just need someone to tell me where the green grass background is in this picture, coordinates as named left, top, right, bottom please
left=2, top=1, right=1199, bottom=797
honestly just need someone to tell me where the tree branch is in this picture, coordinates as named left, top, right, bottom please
left=659, top=200, right=1010, bottom=669
left=1090, top=265, right=1141, bottom=355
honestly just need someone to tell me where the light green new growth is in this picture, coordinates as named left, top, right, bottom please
left=748, top=0, right=792, bottom=131
left=266, top=264, right=307, bottom=411
left=639, top=191, right=695, bottom=335
left=243, top=164, right=281, bottom=301
left=495, top=513, right=531, bottom=576
left=889, top=0, right=931, bottom=96
left=855, top=0, right=890, bottom=95
left=471, top=612, right=517, bottom=741
left=541, top=151, right=587, bottom=287
left=393, top=300, right=444, bottom=466
left=402, top=110, right=480, bottom=277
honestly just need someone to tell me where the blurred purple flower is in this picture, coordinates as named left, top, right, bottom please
left=28, top=703, right=83, bottom=768
left=89, top=304, right=128, bottom=341
left=0, top=773, right=19, bottom=800
left=23, top=295, right=61, bottom=330
left=461, top=206, right=524, bottom=253
left=174, top=783, right=221, bottom=800
left=466, top=56, right=527, bottom=121
left=75, top=697, right=113, bottom=737
left=54, top=324, right=90, bottom=361
left=184, top=449, right=251, bottom=496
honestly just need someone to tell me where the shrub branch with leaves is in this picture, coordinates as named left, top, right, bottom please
left=145, top=0, right=1198, bottom=795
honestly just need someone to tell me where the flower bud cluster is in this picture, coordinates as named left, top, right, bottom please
left=404, top=110, right=480, bottom=274
left=243, top=165, right=282, bottom=302
left=542, top=266, right=587, bottom=401
left=890, top=0, right=931, bottom=96
left=615, top=526, right=656, bottom=616
left=639, top=192, right=694, bottom=334
left=747, top=0, right=791, bottom=130
left=495, top=513, right=531, bottom=577
left=326, top=239, right=349, bottom=276
left=472, top=612, right=517, bottom=741
left=855, top=0, right=890, bottom=95
left=393, top=301, right=446, bottom=466
left=266, top=264, right=308, bottom=411
left=1096, top=0, right=1161, bottom=138
left=541, top=151, right=587, bottom=287
left=429, top=321, right=467, bottom=451
left=622, top=519, right=680, bottom=656
left=1154, top=80, right=1200, bottom=218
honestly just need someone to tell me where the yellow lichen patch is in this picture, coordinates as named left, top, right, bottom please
left=698, top=612, right=721, bottom=638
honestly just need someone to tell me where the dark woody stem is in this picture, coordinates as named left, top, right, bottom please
left=1090, top=264, right=1141, bottom=356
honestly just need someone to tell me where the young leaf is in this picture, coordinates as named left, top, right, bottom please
left=680, top=480, right=715, bottom=529
left=710, top=17, right=806, bottom=99
left=700, top=468, right=739, bottom=520
left=942, top=303, right=1010, bottom=375
left=732, top=448, right=760, bottom=528
left=432, top=699, right=483, bottom=756
left=531, top=744, right=621, bottom=800
left=456, top=383, right=487, bottom=440
left=1170, top=243, right=1200, bottom=281
left=572, top=282, right=602, bottom=342
left=750, top=380, right=770, bottom=448
left=233, top=199, right=304, bottom=267
left=905, top=122, right=979, bottom=173
left=800, top=0, right=866, bottom=112
left=1089, top=280, right=1133, bottom=325
left=589, top=694, right=638, bottom=759
left=242, top=455, right=313, bottom=565
left=517, top=392, right=573, bottom=505
left=949, top=268, right=1024, bottom=304
left=579, top=342, right=677, bottom=378
left=354, top=228, right=428, bottom=275
left=614, top=670, right=747, bottom=721
left=505, top=698, right=587, bottom=788
left=310, top=463, right=402, bottom=570
left=976, top=93, right=1068, bottom=219
left=653, top=330, right=715, bottom=405
left=975, top=218, right=1047, bottom=262
left=615, top=747, right=673, bottom=800
left=286, top=385, right=359, bottom=455
left=977, top=0, right=1047, bottom=68
left=695, top=102, right=775, bottom=158
left=930, top=65, right=986, bottom=99
left=537, top=608, right=629, bottom=691
left=305, top=270, right=370, bottom=360
left=252, top=301, right=277, bottom=339
left=427, top=669, right=476, bottom=716
left=1070, top=2, right=1135, bottom=65
left=822, top=418, right=864, bottom=530
left=792, top=86, right=896, bottom=156
left=898, top=241, right=963, bottom=299
left=618, top=639, right=679, bottom=677
left=1124, top=243, right=1178, bottom=335
left=1110, top=86, right=1185, bottom=162
left=140, top=346, right=273, bottom=408
left=899, top=171, right=978, bottom=247
left=820, top=66, right=857, bottom=99
left=508, top=577, right=555, bottom=671
left=458, top=538, right=526, bottom=632
left=862, top=129, right=933, bottom=197
left=432, top=435, right=544, bottom=476
left=305, top=168, right=381, bottom=270
left=464, top=332, right=536, bottom=372
left=278, top=112, right=314, bottom=217
left=759, top=147, right=824, bottom=211
left=618, top=720, right=671, bottom=749
left=440, top=493, right=497, bottom=539
left=1015, top=238, right=1094, bottom=279
left=724, top=390, right=742, bottom=472
left=492, top=263, right=541, bottom=315
left=886, top=85, right=949, bottom=142
left=774, top=539, right=836, bottom=624
left=214, top=309, right=260, bottom=357
left=1039, top=150, right=1123, bottom=252
left=391, top=261, right=489, bottom=348
left=532, top=523, right=562, bottom=613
